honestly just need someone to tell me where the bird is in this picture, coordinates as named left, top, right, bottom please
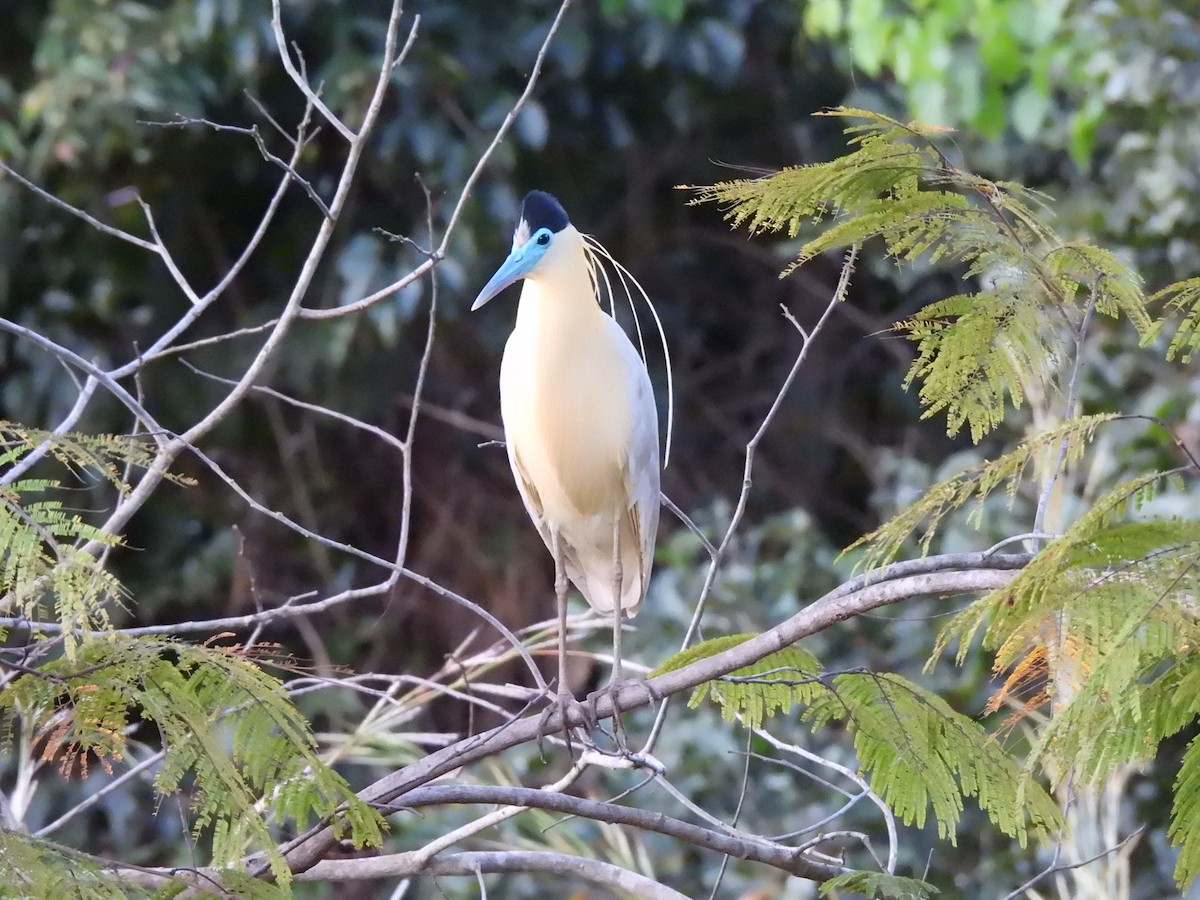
left=472, top=190, right=666, bottom=741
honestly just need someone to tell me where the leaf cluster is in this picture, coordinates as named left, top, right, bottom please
left=655, top=634, right=1062, bottom=849
left=0, top=427, right=383, bottom=890
left=0, top=423, right=192, bottom=657
left=689, top=107, right=1200, bottom=889
left=3, top=635, right=384, bottom=886
left=689, top=109, right=1172, bottom=443
left=931, top=474, right=1200, bottom=883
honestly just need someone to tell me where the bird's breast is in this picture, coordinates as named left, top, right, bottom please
left=501, top=312, right=633, bottom=525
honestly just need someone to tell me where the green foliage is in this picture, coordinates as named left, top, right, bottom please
left=657, top=635, right=1061, bottom=845
left=0, top=422, right=193, bottom=657
left=0, top=830, right=135, bottom=899
left=1154, top=276, right=1200, bottom=363
left=845, top=414, right=1116, bottom=572
left=653, top=633, right=828, bottom=723
left=0, top=421, right=170, bottom=488
left=820, top=869, right=939, bottom=899
left=936, top=473, right=1193, bottom=663
left=1, top=424, right=154, bottom=656
left=687, top=105, right=1200, bottom=891
left=1170, top=735, right=1200, bottom=887
left=921, top=470, right=1200, bottom=882
left=0, top=830, right=288, bottom=898
left=0, top=480, right=123, bottom=652
left=0, top=423, right=382, bottom=888
left=2, top=634, right=384, bottom=886
left=690, top=109, right=1159, bottom=443
left=800, top=0, right=1077, bottom=148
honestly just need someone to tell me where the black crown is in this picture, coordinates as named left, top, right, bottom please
left=519, top=190, right=570, bottom=234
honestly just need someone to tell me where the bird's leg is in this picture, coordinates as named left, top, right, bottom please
left=537, top=531, right=593, bottom=757
left=611, top=516, right=625, bottom=684
left=588, top=518, right=635, bottom=748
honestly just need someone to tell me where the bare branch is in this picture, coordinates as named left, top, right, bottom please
left=136, top=197, right=201, bottom=304
left=299, top=0, right=573, bottom=322
left=82, top=0, right=409, bottom=554
left=270, top=0, right=355, bottom=142
left=1002, top=825, right=1145, bottom=900
left=0, top=319, right=169, bottom=440
left=182, top=360, right=407, bottom=455
left=435, top=0, right=574, bottom=253
left=0, top=160, right=157, bottom=252
left=756, top=729, right=897, bottom=872
left=405, top=765, right=586, bottom=865
left=1, top=374, right=98, bottom=487
left=646, top=244, right=858, bottom=751
left=297, top=850, right=689, bottom=898
left=273, top=559, right=1022, bottom=876
left=35, top=750, right=165, bottom=838
left=378, top=783, right=844, bottom=882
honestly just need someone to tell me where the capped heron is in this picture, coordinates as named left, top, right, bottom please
left=472, top=190, right=669, bottom=739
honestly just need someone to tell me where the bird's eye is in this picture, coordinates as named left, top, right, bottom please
left=536, top=232, right=550, bottom=246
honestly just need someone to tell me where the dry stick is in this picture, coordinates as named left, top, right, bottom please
left=35, top=750, right=165, bottom=838
left=0, top=321, right=168, bottom=443
left=298, top=0, right=574, bottom=322
left=394, top=393, right=506, bottom=442
left=755, top=728, right=898, bottom=872
left=1, top=375, right=98, bottom=487
left=182, top=360, right=407, bottom=454
left=384, top=785, right=843, bottom=882
left=645, top=244, right=859, bottom=753
left=1001, top=825, right=1146, bottom=900
left=272, top=563, right=1021, bottom=878
left=403, top=765, right=588, bottom=867
left=136, top=198, right=202, bottom=305
left=142, top=113, right=331, bottom=218
left=395, top=177, right=439, bottom=573
left=3, top=94, right=311, bottom=382
left=270, top=1, right=355, bottom=143
left=303, top=850, right=689, bottom=899
left=0, top=161, right=157, bottom=252
left=0, top=549, right=1027, bottom=638
left=77, top=0, right=408, bottom=560
left=180, top=441, right=545, bottom=685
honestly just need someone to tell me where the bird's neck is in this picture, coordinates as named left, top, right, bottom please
left=514, top=251, right=603, bottom=338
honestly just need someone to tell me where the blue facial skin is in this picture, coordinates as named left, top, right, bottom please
left=471, top=227, right=554, bottom=310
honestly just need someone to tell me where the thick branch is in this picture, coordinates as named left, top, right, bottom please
left=303, top=850, right=689, bottom=898
left=387, top=783, right=843, bottom=881
left=114, top=850, right=687, bottom=899
left=275, top=558, right=1024, bottom=875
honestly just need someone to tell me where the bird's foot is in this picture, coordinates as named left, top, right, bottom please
left=536, top=688, right=596, bottom=759
left=587, top=677, right=660, bottom=752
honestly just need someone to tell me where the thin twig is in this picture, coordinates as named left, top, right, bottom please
left=1002, top=826, right=1145, bottom=900
left=645, top=244, right=858, bottom=753
left=1, top=375, right=99, bottom=486
left=270, top=0, right=356, bottom=142
left=1033, top=284, right=1098, bottom=544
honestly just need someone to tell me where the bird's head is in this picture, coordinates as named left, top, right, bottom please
left=471, top=190, right=572, bottom=310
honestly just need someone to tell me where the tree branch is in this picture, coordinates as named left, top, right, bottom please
left=273, top=558, right=1023, bottom=876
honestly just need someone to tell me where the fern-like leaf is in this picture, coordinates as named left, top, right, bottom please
left=658, top=636, right=1062, bottom=844
left=821, top=870, right=939, bottom=899
left=1153, top=275, right=1200, bottom=362
left=1170, top=733, right=1200, bottom=885
left=689, top=108, right=1157, bottom=442
left=652, top=634, right=827, bottom=723
left=847, top=414, right=1116, bottom=573
left=3, top=635, right=385, bottom=885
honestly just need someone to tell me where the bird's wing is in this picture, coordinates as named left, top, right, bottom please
left=507, top=444, right=592, bottom=603
left=611, top=318, right=661, bottom=615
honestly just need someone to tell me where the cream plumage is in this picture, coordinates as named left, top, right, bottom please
left=472, top=190, right=664, bottom=720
